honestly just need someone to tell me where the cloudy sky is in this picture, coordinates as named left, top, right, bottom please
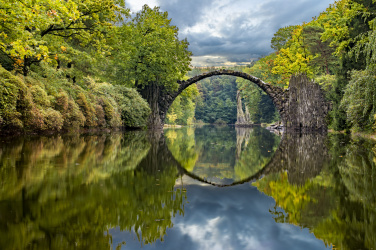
left=124, top=0, right=335, bottom=67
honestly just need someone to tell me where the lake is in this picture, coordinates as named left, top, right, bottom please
left=0, top=125, right=375, bottom=249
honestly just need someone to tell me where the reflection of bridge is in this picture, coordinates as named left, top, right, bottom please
left=140, top=70, right=330, bottom=132
left=140, top=130, right=330, bottom=187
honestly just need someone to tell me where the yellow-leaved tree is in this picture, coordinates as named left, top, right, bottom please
left=0, top=0, right=128, bottom=75
left=272, top=25, right=315, bottom=85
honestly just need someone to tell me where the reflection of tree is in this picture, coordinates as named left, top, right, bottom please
left=313, top=138, right=376, bottom=250
left=165, top=127, right=199, bottom=172
left=254, top=134, right=376, bottom=249
left=235, top=127, right=281, bottom=180
left=0, top=132, right=186, bottom=249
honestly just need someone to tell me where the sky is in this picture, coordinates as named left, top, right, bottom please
left=124, top=0, right=335, bottom=67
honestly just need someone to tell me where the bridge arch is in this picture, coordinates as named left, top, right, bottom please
left=173, top=69, right=288, bottom=125
left=142, top=70, right=329, bottom=131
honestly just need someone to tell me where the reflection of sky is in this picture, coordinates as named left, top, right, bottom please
left=110, top=178, right=329, bottom=249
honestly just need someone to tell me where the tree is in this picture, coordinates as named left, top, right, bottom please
left=318, top=0, right=376, bottom=130
left=0, top=0, right=127, bottom=76
left=272, top=25, right=315, bottom=85
left=121, top=5, right=191, bottom=90
left=302, top=25, right=338, bottom=75
left=111, top=5, right=191, bottom=128
left=271, top=25, right=298, bottom=51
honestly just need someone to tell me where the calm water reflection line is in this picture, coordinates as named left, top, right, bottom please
left=0, top=127, right=375, bottom=249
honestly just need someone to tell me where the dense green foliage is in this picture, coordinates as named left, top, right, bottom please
left=103, top=5, right=192, bottom=92
left=253, top=0, right=376, bottom=132
left=0, top=0, right=128, bottom=76
left=0, top=64, right=150, bottom=132
left=192, top=70, right=238, bottom=124
left=166, top=85, right=199, bottom=125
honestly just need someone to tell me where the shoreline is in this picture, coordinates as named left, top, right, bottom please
left=1, top=125, right=375, bottom=142
left=0, top=126, right=144, bottom=138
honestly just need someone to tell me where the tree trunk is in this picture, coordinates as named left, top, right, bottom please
left=138, top=82, right=165, bottom=130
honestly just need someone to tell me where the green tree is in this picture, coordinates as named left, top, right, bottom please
left=271, top=25, right=298, bottom=51
left=0, top=0, right=127, bottom=76
left=123, top=5, right=191, bottom=90
left=302, top=25, right=338, bottom=75
left=109, top=5, right=191, bottom=128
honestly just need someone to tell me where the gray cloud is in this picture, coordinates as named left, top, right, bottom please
left=126, top=0, right=335, bottom=66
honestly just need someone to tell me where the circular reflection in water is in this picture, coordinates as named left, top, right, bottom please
left=165, top=125, right=282, bottom=186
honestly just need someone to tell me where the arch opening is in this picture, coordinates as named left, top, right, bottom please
left=165, top=69, right=286, bottom=127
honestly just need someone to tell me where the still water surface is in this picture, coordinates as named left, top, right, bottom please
left=0, top=126, right=375, bottom=249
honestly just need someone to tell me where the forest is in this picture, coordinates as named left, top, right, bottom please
left=1, top=0, right=376, bottom=133
left=0, top=1, right=189, bottom=133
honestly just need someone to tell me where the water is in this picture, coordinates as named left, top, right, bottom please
left=0, top=126, right=375, bottom=249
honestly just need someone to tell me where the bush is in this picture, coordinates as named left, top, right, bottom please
left=95, top=104, right=106, bottom=127
left=76, top=92, right=97, bottom=127
left=91, top=83, right=150, bottom=128
left=113, top=86, right=150, bottom=128
left=55, top=91, right=69, bottom=113
left=0, top=65, right=151, bottom=133
left=213, top=118, right=227, bottom=125
left=63, top=98, right=85, bottom=130
left=0, top=66, right=29, bottom=130
left=25, top=105, right=45, bottom=131
left=30, top=85, right=50, bottom=107
left=42, top=108, right=64, bottom=131
left=340, top=70, right=376, bottom=131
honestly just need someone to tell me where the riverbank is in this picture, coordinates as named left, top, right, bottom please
left=0, top=65, right=150, bottom=134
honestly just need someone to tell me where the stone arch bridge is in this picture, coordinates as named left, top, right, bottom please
left=139, top=70, right=330, bottom=132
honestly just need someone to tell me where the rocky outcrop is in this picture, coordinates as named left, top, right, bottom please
left=235, top=90, right=253, bottom=126
left=283, top=74, right=330, bottom=132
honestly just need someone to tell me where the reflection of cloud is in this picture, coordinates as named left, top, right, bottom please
left=125, top=0, right=334, bottom=66
left=110, top=181, right=328, bottom=249
left=176, top=217, right=231, bottom=250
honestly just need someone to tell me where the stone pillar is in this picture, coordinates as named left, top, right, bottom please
left=236, top=90, right=246, bottom=125
left=284, top=74, right=330, bottom=132
left=235, top=90, right=252, bottom=127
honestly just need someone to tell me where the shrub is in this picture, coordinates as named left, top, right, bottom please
left=95, top=104, right=106, bottom=127
left=30, top=85, right=50, bottom=107
left=24, top=104, right=45, bottom=131
left=43, top=108, right=64, bottom=131
left=55, top=91, right=69, bottom=113
left=76, top=92, right=97, bottom=127
left=100, top=97, right=122, bottom=127
left=113, top=86, right=150, bottom=128
left=0, top=66, right=29, bottom=130
left=63, top=98, right=85, bottom=130
left=213, top=118, right=227, bottom=125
